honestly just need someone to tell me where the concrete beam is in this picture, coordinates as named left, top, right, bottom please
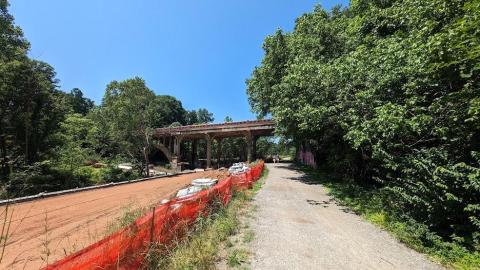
left=191, top=139, right=198, bottom=169
left=172, top=135, right=183, bottom=172
left=245, top=131, right=253, bottom=163
left=216, top=137, right=223, bottom=168
left=206, top=134, right=212, bottom=168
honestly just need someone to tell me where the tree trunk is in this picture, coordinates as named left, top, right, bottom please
left=144, top=129, right=151, bottom=177
left=143, top=146, right=150, bottom=177
left=0, top=134, right=7, bottom=180
left=25, top=121, right=29, bottom=164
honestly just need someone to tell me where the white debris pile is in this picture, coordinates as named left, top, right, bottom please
left=175, top=178, right=218, bottom=198
left=192, top=178, right=218, bottom=187
left=117, top=163, right=133, bottom=171
left=228, top=162, right=250, bottom=174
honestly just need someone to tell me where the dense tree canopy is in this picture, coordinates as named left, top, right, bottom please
left=67, top=88, right=95, bottom=115
left=100, top=77, right=156, bottom=175
left=184, top=108, right=215, bottom=125
left=247, top=0, right=480, bottom=249
left=150, top=95, right=187, bottom=127
left=0, top=0, right=68, bottom=181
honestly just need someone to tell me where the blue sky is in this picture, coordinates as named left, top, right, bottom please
left=10, top=0, right=348, bottom=123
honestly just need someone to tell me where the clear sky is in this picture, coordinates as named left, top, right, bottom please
left=10, top=0, right=348, bottom=123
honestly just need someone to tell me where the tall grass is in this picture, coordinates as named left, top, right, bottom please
left=106, top=204, right=147, bottom=235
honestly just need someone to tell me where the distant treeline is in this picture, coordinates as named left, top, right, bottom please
left=247, top=0, right=479, bottom=253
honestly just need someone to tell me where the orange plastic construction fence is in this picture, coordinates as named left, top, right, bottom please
left=43, top=161, right=264, bottom=270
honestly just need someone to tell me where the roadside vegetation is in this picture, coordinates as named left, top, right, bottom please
left=146, top=168, right=268, bottom=270
left=105, top=203, right=148, bottom=235
left=301, top=165, right=480, bottom=269
left=247, top=0, right=480, bottom=268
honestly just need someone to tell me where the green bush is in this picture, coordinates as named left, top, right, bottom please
left=247, top=0, right=480, bottom=251
left=4, top=161, right=91, bottom=198
left=100, top=167, right=139, bottom=183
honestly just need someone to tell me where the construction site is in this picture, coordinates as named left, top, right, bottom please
left=2, top=0, right=478, bottom=269
left=1, top=120, right=270, bottom=269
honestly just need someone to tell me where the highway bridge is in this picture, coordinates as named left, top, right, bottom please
left=153, top=119, right=275, bottom=170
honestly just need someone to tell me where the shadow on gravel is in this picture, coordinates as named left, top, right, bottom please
left=275, top=163, right=357, bottom=214
left=281, top=164, right=323, bottom=186
left=306, top=199, right=335, bottom=208
left=306, top=198, right=355, bottom=213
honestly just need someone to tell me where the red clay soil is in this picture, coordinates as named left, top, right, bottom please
left=0, top=170, right=228, bottom=270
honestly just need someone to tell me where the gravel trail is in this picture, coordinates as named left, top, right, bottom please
left=250, top=163, right=443, bottom=270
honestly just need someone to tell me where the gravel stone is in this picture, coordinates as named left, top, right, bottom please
left=250, top=163, right=443, bottom=270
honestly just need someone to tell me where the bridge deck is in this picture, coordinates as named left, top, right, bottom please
left=154, top=119, right=274, bottom=139
left=153, top=119, right=275, bottom=169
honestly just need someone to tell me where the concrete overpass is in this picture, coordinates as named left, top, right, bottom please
left=153, top=119, right=275, bottom=170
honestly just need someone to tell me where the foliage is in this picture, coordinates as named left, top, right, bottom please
left=224, top=116, right=233, bottom=123
left=247, top=0, right=480, bottom=253
left=53, top=113, right=95, bottom=172
left=300, top=165, right=480, bottom=269
left=0, top=0, right=221, bottom=198
left=185, top=108, right=215, bottom=125
left=4, top=161, right=91, bottom=198
left=196, top=108, right=214, bottom=123
left=66, top=88, right=94, bottom=115
left=256, top=137, right=294, bottom=160
left=0, top=0, right=71, bottom=184
left=99, top=77, right=156, bottom=176
left=149, top=95, right=187, bottom=127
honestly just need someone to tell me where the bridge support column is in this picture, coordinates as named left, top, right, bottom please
left=252, top=136, right=257, bottom=161
left=172, top=136, right=183, bottom=171
left=206, top=134, right=212, bottom=169
left=216, top=138, right=223, bottom=168
left=246, top=132, right=256, bottom=164
left=191, top=139, right=198, bottom=169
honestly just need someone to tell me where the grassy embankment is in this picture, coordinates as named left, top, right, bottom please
left=146, top=168, right=268, bottom=270
left=299, top=165, right=480, bottom=270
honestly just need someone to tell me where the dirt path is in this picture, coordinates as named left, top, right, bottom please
left=0, top=170, right=226, bottom=270
left=250, top=163, right=443, bottom=270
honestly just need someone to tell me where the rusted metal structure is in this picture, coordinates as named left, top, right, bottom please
left=153, top=119, right=274, bottom=170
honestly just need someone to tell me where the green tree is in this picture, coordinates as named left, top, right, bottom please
left=224, top=116, right=233, bottom=122
left=184, top=108, right=214, bottom=125
left=67, top=88, right=94, bottom=115
left=54, top=114, right=95, bottom=172
left=185, top=110, right=199, bottom=125
left=196, top=108, right=214, bottom=123
left=101, top=77, right=156, bottom=176
left=0, top=0, right=29, bottom=62
left=247, top=0, right=480, bottom=249
left=0, top=1, right=70, bottom=183
left=149, top=95, right=186, bottom=127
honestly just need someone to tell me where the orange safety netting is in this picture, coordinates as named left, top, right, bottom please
left=44, top=161, right=264, bottom=270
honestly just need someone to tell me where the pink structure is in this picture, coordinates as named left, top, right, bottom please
left=297, top=142, right=316, bottom=167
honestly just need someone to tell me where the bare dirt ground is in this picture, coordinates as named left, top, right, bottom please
left=250, top=163, right=443, bottom=270
left=0, top=170, right=227, bottom=270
